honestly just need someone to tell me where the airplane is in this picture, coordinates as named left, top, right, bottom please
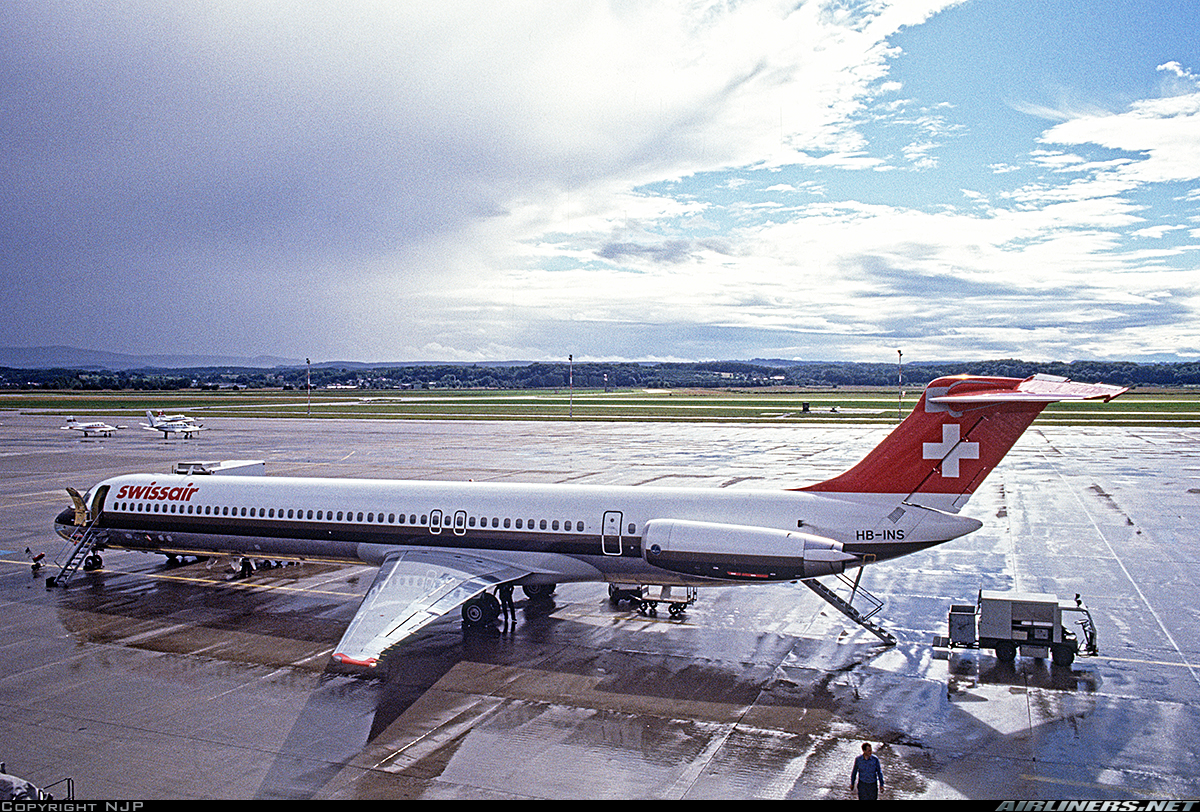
left=60, top=417, right=124, bottom=437
left=141, top=410, right=205, bottom=439
left=52, top=373, right=1126, bottom=669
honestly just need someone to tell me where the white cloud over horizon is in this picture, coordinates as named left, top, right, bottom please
left=1, top=0, right=1197, bottom=364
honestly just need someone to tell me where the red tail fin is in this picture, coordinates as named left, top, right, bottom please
left=798, top=374, right=1125, bottom=512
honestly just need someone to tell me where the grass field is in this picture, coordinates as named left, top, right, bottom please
left=3, top=386, right=1200, bottom=427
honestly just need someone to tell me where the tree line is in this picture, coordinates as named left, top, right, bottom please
left=3, top=358, right=1199, bottom=391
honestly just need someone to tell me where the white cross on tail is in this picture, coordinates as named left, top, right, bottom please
left=923, top=423, right=979, bottom=478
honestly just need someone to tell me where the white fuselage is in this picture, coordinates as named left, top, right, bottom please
left=62, top=472, right=982, bottom=587
left=65, top=421, right=119, bottom=436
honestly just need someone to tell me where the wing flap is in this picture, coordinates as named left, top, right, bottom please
left=332, top=549, right=529, bottom=667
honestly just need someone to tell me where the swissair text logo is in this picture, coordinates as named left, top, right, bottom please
left=923, top=424, right=979, bottom=478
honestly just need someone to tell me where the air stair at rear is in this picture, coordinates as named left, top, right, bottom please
left=804, top=571, right=897, bottom=645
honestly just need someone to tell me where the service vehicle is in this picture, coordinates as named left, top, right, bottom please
left=935, top=589, right=1098, bottom=667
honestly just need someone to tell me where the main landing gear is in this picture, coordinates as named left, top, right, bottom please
left=462, top=591, right=501, bottom=625
left=461, top=583, right=557, bottom=628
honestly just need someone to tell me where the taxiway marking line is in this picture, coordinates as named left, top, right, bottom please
left=123, top=567, right=363, bottom=598
left=1051, top=455, right=1200, bottom=690
left=7, top=555, right=1200, bottom=669
left=0, top=555, right=362, bottom=599
left=110, top=568, right=362, bottom=598
left=1094, top=654, right=1200, bottom=670
left=1019, top=773, right=1163, bottom=798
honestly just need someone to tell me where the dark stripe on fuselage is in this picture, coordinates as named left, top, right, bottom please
left=57, top=507, right=643, bottom=561
left=842, top=538, right=944, bottom=561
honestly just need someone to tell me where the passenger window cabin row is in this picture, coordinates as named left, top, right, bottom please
left=112, top=500, right=603, bottom=534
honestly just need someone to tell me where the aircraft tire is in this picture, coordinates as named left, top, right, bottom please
left=462, top=594, right=500, bottom=626
left=462, top=600, right=486, bottom=625
left=522, top=583, right=556, bottom=601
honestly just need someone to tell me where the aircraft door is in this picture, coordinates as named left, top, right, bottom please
left=429, top=509, right=443, bottom=535
left=66, top=487, right=88, bottom=526
left=90, top=485, right=110, bottom=521
left=601, top=511, right=623, bottom=556
left=453, top=510, right=467, bottom=536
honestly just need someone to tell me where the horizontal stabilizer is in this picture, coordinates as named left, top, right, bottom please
left=928, top=374, right=1127, bottom=406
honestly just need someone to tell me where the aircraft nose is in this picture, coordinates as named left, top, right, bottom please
left=54, top=506, right=77, bottom=538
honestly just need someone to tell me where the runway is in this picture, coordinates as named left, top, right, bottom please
left=2, top=412, right=1199, bottom=799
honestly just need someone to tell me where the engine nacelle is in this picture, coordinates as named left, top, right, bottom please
left=642, top=519, right=858, bottom=582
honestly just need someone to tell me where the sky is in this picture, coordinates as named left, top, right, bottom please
left=2, top=0, right=1198, bottom=364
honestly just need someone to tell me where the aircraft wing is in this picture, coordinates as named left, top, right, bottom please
left=332, top=549, right=529, bottom=668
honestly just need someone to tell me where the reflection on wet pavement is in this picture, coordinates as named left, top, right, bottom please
left=1, top=415, right=1199, bottom=798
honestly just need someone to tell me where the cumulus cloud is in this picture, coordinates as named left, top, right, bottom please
left=0, top=1, right=1196, bottom=363
left=1037, top=69, right=1200, bottom=186
left=491, top=57, right=1200, bottom=363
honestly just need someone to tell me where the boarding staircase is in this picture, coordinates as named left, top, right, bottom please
left=48, top=519, right=103, bottom=588
left=804, top=570, right=897, bottom=645
left=46, top=488, right=104, bottom=589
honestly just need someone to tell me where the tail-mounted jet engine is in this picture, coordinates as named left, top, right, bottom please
left=642, top=519, right=858, bottom=582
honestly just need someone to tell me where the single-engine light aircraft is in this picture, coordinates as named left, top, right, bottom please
left=53, top=374, right=1125, bottom=668
left=60, top=417, right=123, bottom=437
left=141, top=410, right=205, bottom=439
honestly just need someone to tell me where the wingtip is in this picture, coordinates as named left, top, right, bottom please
left=332, top=652, right=378, bottom=668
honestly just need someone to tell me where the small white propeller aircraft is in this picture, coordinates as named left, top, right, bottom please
left=60, top=417, right=124, bottom=437
left=53, top=374, right=1125, bottom=668
left=141, top=410, right=205, bottom=439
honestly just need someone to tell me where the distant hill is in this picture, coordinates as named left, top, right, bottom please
left=0, top=346, right=303, bottom=370
left=0, top=346, right=545, bottom=371
left=3, top=347, right=1199, bottom=390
